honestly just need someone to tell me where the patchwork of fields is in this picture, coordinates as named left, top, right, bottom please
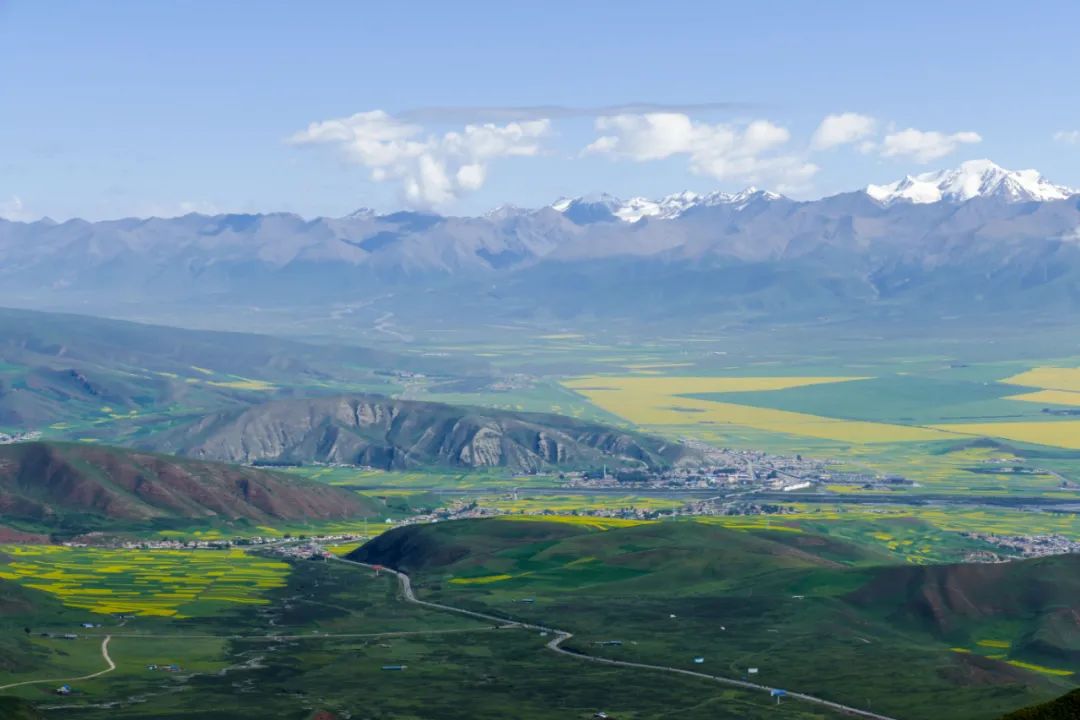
left=559, top=361, right=1080, bottom=492
left=564, top=374, right=954, bottom=444
left=0, top=545, right=289, bottom=617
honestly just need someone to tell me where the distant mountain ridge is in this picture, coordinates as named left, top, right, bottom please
left=2, top=160, right=1080, bottom=328
left=143, top=394, right=697, bottom=472
left=550, top=187, right=782, bottom=223
left=866, top=159, right=1076, bottom=205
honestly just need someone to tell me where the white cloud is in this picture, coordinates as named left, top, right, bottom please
left=1054, top=130, right=1080, bottom=145
left=584, top=113, right=817, bottom=189
left=811, top=113, right=877, bottom=150
left=879, top=128, right=982, bottom=163
left=0, top=195, right=31, bottom=221
left=290, top=110, right=550, bottom=207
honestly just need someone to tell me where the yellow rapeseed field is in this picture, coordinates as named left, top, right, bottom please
left=449, top=574, right=514, bottom=585
left=1005, top=660, right=1075, bottom=677
left=1002, top=367, right=1080, bottom=393
left=0, top=545, right=289, bottom=617
left=496, top=515, right=654, bottom=530
left=1005, top=389, right=1080, bottom=406
left=563, top=375, right=953, bottom=444
left=931, top=420, right=1080, bottom=450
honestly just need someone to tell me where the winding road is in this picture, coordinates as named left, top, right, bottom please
left=0, top=635, right=114, bottom=692
left=2, top=559, right=900, bottom=719
left=332, top=556, right=900, bottom=720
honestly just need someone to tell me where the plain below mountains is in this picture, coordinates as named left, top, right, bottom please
left=0, top=441, right=378, bottom=533
left=143, top=393, right=696, bottom=472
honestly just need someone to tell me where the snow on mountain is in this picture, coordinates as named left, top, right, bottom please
left=866, top=159, right=1076, bottom=205
left=551, top=187, right=783, bottom=223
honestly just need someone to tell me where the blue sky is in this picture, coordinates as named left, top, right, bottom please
left=1, top=0, right=1078, bottom=220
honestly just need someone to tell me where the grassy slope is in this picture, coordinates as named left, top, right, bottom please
left=0, top=554, right=847, bottom=720
left=0, top=306, right=476, bottom=442
left=0, top=698, right=45, bottom=720
left=352, top=518, right=1080, bottom=720
left=1000, top=689, right=1080, bottom=719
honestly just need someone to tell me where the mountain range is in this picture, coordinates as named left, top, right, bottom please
left=142, top=394, right=696, bottom=471
left=2, top=160, right=1079, bottom=331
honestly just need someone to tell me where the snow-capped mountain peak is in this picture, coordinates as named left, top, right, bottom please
left=551, top=187, right=784, bottom=223
left=866, top=160, right=1076, bottom=205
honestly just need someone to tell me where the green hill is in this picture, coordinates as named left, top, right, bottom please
left=1000, top=689, right=1080, bottom=719
left=0, top=697, right=45, bottom=720
left=0, top=306, right=473, bottom=439
left=352, top=518, right=1079, bottom=720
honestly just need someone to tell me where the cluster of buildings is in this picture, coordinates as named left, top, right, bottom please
left=65, top=532, right=363, bottom=551
left=560, top=443, right=913, bottom=493
left=274, top=542, right=336, bottom=560
left=965, top=532, right=1080, bottom=558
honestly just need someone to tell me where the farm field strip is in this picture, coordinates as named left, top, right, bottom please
left=931, top=420, right=1080, bottom=450
left=1006, top=389, right=1080, bottom=405
left=0, top=545, right=289, bottom=617
left=564, top=375, right=956, bottom=444
left=909, top=364, right=1080, bottom=448
left=1002, top=367, right=1080, bottom=393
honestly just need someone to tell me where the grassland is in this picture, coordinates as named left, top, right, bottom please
left=355, top=517, right=1080, bottom=720
left=1, top=549, right=847, bottom=720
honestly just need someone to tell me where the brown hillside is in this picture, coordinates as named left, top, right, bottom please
left=0, top=442, right=376, bottom=524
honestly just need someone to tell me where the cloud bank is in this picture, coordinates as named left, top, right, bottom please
left=878, top=128, right=982, bottom=163
left=811, top=113, right=877, bottom=150
left=584, top=113, right=818, bottom=189
left=290, top=110, right=550, bottom=206
left=291, top=105, right=991, bottom=206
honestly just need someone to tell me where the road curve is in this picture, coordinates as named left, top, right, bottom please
left=331, top=556, right=899, bottom=720
left=0, top=635, right=115, bottom=691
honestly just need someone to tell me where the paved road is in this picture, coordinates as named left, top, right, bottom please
left=0, top=635, right=114, bottom=691
left=105, top=627, right=505, bottom=641
left=332, top=556, right=900, bottom=720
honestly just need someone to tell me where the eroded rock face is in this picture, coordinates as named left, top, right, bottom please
left=146, top=394, right=696, bottom=472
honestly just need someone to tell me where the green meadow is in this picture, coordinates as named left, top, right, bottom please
left=355, top=517, right=1080, bottom=720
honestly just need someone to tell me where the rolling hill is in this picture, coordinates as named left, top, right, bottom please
left=0, top=441, right=379, bottom=532
left=0, top=698, right=45, bottom=720
left=0, top=306, right=479, bottom=437
left=351, top=518, right=1080, bottom=720
left=1000, top=689, right=1080, bottom=719
left=143, top=394, right=697, bottom=471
